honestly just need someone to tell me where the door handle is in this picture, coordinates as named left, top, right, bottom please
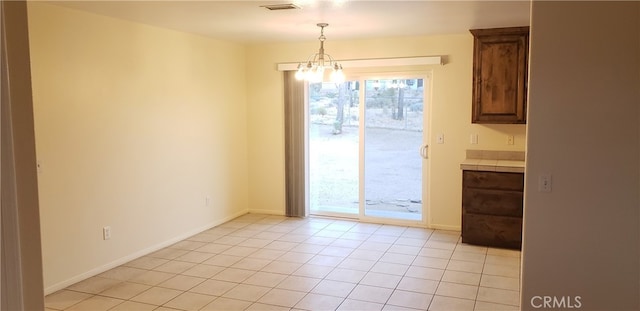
left=420, top=144, right=428, bottom=159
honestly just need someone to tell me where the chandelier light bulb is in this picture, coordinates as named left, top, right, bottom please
left=295, top=65, right=305, bottom=80
left=330, top=64, right=344, bottom=83
left=315, top=66, right=325, bottom=82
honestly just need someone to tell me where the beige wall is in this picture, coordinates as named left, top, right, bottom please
left=522, top=1, right=639, bottom=310
left=27, top=3, right=249, bottom=292
left=246, top=35, right=526, bottom=229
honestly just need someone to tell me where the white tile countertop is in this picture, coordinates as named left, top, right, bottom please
left=460, top=150, right=525, bottom=173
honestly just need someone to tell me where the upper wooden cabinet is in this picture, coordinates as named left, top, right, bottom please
left=470, top=27, right=529, bottom=124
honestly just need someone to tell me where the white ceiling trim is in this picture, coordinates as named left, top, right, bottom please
left=277, top=56, right=443, bottom=71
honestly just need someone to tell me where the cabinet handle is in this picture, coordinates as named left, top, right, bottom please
left=420, top=144, right=428, bottom=159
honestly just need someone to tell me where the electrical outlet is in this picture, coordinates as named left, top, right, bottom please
left=470, top=134, right=478, bottom=144
left=507, top=135, right=514, bottom=145
left=103, top=226, right=111, bottom=240
left=538, top=174, right=552, bottom=192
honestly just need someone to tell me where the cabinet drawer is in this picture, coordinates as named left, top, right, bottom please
left=463, top=188, right=523, bottom=217
left=463, top=171, right=524, bottom=191
left=462, top=213, right=522, bottom=249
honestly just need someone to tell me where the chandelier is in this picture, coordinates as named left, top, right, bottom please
left=295, top=23, right=345, bottom=83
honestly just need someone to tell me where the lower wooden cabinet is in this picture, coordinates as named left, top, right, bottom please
left=462, top=170, right=524, bottom=249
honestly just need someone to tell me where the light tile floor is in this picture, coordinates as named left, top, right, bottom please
left=45, top=214, right=521, bottom=311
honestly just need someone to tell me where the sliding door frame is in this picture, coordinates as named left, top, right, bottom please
left=307, top=70, right=433, bottom=228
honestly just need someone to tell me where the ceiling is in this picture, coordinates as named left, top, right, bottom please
left=52, top=0, right=531, bottom=44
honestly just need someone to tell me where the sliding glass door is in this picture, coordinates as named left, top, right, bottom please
left=363, top=79, right=425, bottom=221
left=308, top=81, right=360, bottom=216
left=308, top=75, right=428, bottom=223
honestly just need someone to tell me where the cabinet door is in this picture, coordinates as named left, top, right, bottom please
left=471, top=27, right=529, bottom=124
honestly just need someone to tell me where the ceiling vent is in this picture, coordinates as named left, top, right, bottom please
left=260, top=3, right=301, bottom=10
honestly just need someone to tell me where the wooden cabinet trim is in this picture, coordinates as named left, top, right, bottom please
left=470, top=26, right=530, bottom=37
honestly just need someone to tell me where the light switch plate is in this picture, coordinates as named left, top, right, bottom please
left=437, top=133, right=444, bottom=144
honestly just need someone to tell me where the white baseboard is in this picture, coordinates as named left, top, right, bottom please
left=247, top=208, right=285, bottom=216
left=44, top=210, right=248, bottom=295
left=428, top=223, right=461, bottom=232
